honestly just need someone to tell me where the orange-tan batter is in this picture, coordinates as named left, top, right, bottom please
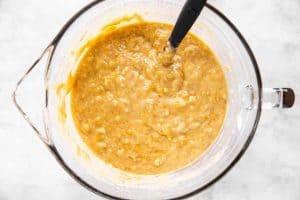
left=70, top=16, right=227, bottom=174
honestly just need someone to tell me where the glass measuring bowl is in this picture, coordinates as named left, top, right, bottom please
left=13, top=0, right=295, bottom=199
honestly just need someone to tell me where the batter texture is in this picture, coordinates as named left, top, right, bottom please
left=70, top=18, right=227, bottom=174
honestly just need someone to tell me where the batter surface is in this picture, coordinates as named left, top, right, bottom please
left=70, top=17, right=227, bottom=174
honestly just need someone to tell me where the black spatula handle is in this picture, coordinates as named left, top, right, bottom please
left=168, top=0, right=207, bottom=49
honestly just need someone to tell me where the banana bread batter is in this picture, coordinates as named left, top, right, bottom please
left=70, top=16, right=227, bottom=174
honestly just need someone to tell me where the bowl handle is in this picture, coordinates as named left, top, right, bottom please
left=262, top=88, right=295, bottom=109
left=244, top=86, right=295, bottom=109
left=12, top=45, right=55, bottom=146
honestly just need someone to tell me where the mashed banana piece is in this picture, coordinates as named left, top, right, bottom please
left=71, top=20, right=227, bottom=174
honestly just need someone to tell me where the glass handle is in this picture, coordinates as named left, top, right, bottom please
left=262, top=88, right=295, bottom=109
left=12, top=45, right=54, bottom=146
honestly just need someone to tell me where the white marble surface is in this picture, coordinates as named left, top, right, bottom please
left=0, top=0, right=300, bottom=199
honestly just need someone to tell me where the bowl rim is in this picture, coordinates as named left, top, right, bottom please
left=44, top=1, right=263, bottom=199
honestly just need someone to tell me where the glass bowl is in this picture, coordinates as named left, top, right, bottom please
left=13, top=0, right=295, bottom=199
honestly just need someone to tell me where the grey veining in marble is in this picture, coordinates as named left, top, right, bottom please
left=0, top=0, right=299, bottom=200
